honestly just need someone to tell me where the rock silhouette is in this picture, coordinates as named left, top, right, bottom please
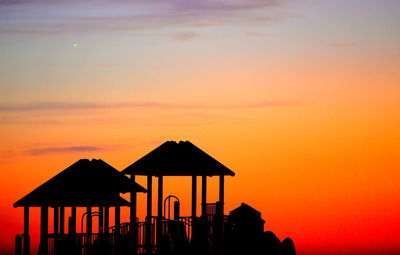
left=281, top=238, right=296, bottom=255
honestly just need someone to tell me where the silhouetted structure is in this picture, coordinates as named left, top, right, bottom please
left=14, top=141, right=295, bottom=255
left=122, top=141, right=234, bottom=254
left=14, top=159, right=146, bottom=255
left=229, top=203, right=265, bottom=235
left=226, top=203, right=296, bottom=255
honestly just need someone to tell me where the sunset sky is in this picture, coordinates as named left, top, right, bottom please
left=1, top=0, right=400, bottom=254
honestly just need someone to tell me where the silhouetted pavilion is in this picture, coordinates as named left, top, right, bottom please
left=122, top=141, right=235, bottom=252
left=14, top=159, right=146, bottom=255
left=229, top=203, right=265, bottom=236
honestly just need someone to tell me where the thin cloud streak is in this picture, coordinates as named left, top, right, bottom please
left=0, top=101, right=292, bottom=112
left=0, top=0, right=289, bottom=34
left=27, top=146, right=103, bottom=156
left=169, top=32, right=201, bottom=42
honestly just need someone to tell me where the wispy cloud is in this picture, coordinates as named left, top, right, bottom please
left=169, top=32, right=201, bottom=42
left=0, top=0, right=288, bottom=34
left=0, top=101, right=291, bottom=112
left=26, top=146, right=103, bottom=156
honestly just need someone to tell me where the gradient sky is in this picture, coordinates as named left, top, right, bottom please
left=1, top=0, right=400, bottom=254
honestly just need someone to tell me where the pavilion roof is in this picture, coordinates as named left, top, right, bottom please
left=14, top=159, right=146, bottom=207
left=122, top=141, right=235, bottom=176
left=229, top=203, right=262, bottom=218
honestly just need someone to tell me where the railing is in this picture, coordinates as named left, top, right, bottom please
left=47, top=233, right=116, bottom=255
left=108, top=220, right=152, bottom=254
left=178, top=216, right=192, bottom=241
left=136, top=221, right=146, bottom=254
left=134, top=216, right=193, bottom=254
left=17, top=213, right=226, bottom=255
left=15, top=234, right=29, bottom=255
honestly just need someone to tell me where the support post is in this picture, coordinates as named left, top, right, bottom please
left=53, top=207, right=59, bottom=235
left=130, top=175, right=138, bottom=253
left=145, top=176, right=153, bottom=253
left=115, top=206, right=121, bottom=255
left=146, top=176, right=153, bottom=220
left=69, top=207, right=76, bottom=234
left=215, top=175, right=225, bottom=254
left=39, top=206, right=48, bottom=255
left=157, top=176, right=163, bottom=251
left=173, top=201, right=180, bottom=220
left=191, top=176, right=197, bottom=218
left=219, top=175, right=225, bottom=215
left=157, top=176, right=163, bottom=218
left=59, top=207, right=65, bottom=235
left=104, top=207, right=109, bottom=234
left=23, top=207, right=30, bottom=255
left=115, top=206, right=120, bottom=234
left=86, top=207, right=92, bottom=234
left=98, top=207, right=104, bottom=234
left=16, top=234, right=22, bottom=255
left=130, top=175, right=137, bottom=228
left=201, top=176, right=207, bottom=217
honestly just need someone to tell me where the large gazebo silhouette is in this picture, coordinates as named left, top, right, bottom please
left=122, top=141, right=234, bottom=253
left=14, top=159, right=146, bottom=255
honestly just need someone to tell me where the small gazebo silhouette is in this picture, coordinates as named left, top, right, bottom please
left=14, top=159, right=146, bottom=255
left=122, top=141, right=235, bottom=253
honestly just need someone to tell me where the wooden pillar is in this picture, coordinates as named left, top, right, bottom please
left=115, top=206, right=121, bottom=234
left=86, top=207, right=92, bottom=234
left=146, top=176, right=152, bottom=220
left=24, top=207, right=29, bottom=236
left=98, top=207, right=104, bottom=233
left=130, top=175, right=137, bottom=228
left=173, top=201, right=180, bottom=220
left=40, top=206, right=48, bottom=255
left=216, top=175, right=225, bottom=254
left=145, top=176, right=153, bottom=253
left=69, top=207, right=76, bottom=234
left=156, top=176, right=163, bottom=251
left=191, top=176, right=197, bottom=218
left=15, top=234, right=22, bottom=255
left=59, top=207, right=65, bottom=235
left=201, top=176, right=207, bottom=217
left=130, top=175, right=138, bottom=253
left=23, top=207, right=30, bottom=255
left=219, top=175, right=225, bottom=215
left=157, top=176, right=163, bottom=218
left=114, top=206, right=121, bottom=255
left=104, top=207, right=109, bottom=233
left=53, top=207, right=59, bottom=235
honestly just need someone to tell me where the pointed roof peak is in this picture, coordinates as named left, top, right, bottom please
left=14, top=158, right=146, bottom=207
left=230, top=203, right=262, bottom=217
left=123, top=140, right=235, bottom=176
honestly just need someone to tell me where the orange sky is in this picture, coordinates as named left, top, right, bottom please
left=1, top=0, right=400, bottom=254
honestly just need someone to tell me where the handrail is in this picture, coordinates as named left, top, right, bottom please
left=163, top=195, right=180, bottom=220
left=80, top=211, right=99, bottom=233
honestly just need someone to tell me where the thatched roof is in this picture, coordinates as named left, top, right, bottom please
left=122, top=141, right=235, bottom=176
left=14, top=159, right=146, bottom=207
